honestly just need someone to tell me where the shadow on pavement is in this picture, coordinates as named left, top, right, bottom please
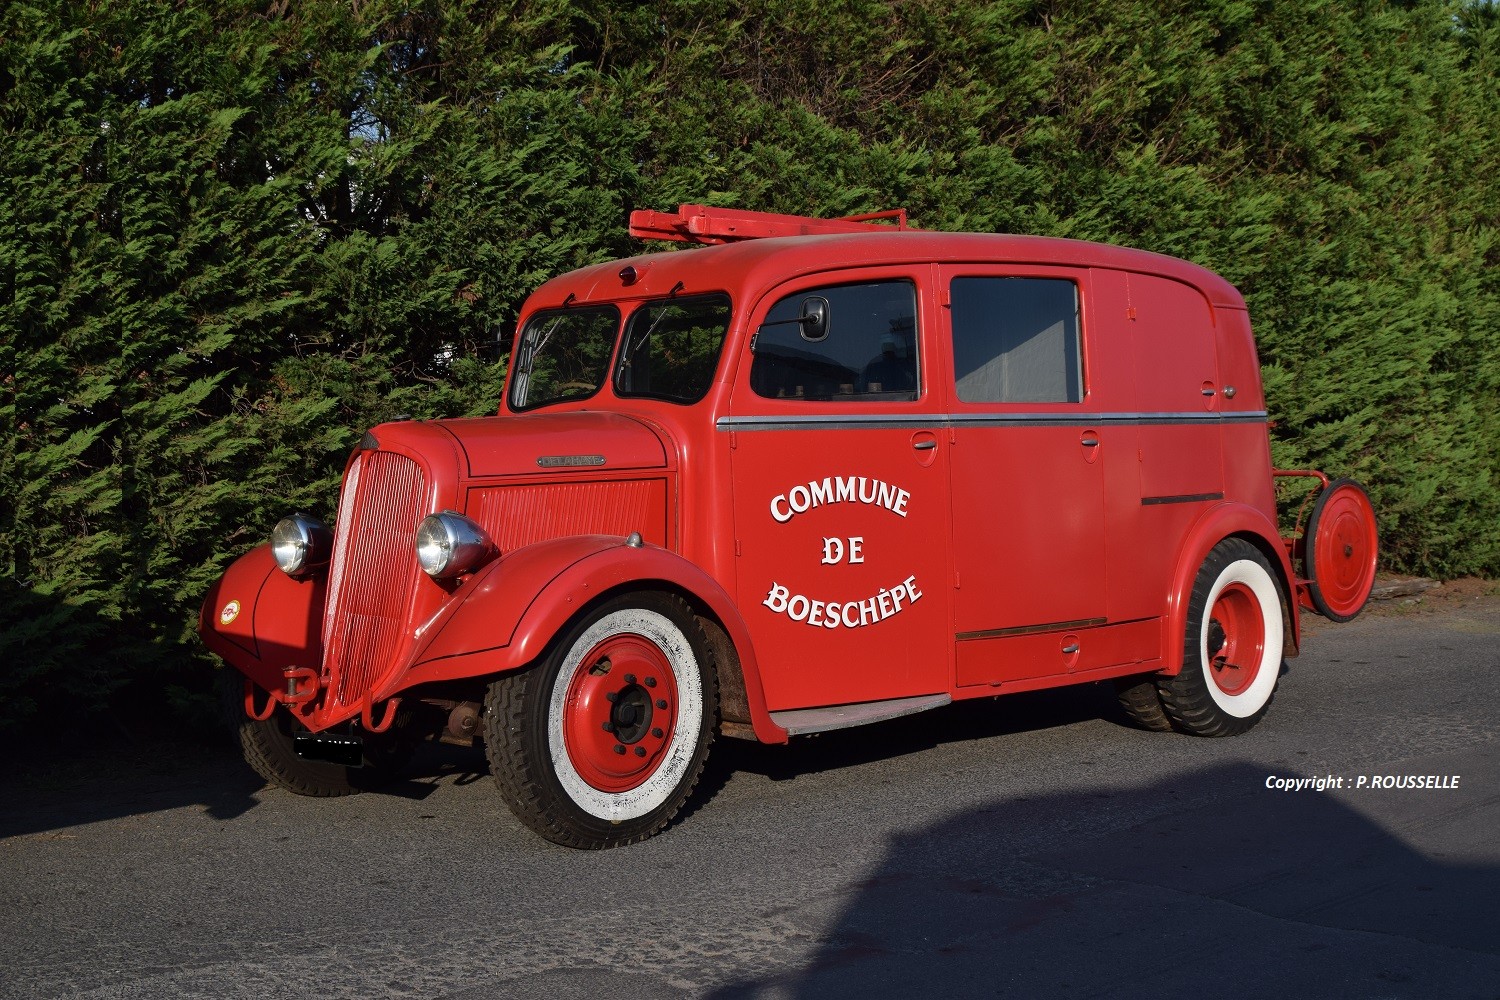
left=0, top=736, right=489, bottom=840
left=714, top=683, right=1125, bottom=784
left=706, top=750, right=1500, bottom=999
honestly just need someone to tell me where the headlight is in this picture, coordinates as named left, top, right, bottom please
left=415, top=512, right=497, bottom=578
left=270, top=515, right=333, bottom=576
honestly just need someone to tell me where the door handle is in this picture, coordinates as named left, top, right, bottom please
left=1080, top=436, right=1099, bottom=447
left=913, top=440, right=937, bottom=451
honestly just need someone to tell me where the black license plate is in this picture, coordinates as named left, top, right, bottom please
left=293, top=732, right=364, bottom=767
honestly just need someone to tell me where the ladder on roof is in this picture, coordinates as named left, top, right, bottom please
left=628, top=203, right=911, bottom=245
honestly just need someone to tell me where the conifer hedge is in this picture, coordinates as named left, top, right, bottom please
left=3, top=0, right=1496, bottom=731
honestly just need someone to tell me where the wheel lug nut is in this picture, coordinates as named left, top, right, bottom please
left=606, top=692, right=617, bottom=703
left=602, top=722, right=615, bottom=732
left=651, top=727, right=663, bottom=738
left=613, top=744, right=626, bottom=755
left=624, top=673, right=636, bottom=684
left=656, top=699, right=668, bottom=709
left=644, top=677, right=657, bottom=688
left=634, top=746, right=647, bottom=757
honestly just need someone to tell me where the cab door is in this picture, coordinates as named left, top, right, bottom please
left=937, top=266, right=1112, bottom=686
left=725, top=268, right=952, bottom=711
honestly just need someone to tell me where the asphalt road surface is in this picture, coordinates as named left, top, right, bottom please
left=4, top=596, right=1498, bottom=1000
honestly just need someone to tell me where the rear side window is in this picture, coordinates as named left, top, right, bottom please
left=751, top=280, right=918, bottom=402
left=950, top=277, right=1082, bottom=403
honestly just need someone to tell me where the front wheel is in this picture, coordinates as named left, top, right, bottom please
left=1157, top=538, right=1285, bottom=737
left=484, top=592, right=718, bottom=849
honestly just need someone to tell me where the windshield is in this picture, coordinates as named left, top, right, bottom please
left=508, top=305, right=620, bottom=411
left=614, top=294, right=732, bottom=404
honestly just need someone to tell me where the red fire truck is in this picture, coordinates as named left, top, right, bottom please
left=200, top=205, right=1379, bottom=848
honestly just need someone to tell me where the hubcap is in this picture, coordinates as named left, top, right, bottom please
left=562, top=634, right=679, bottom=793
left=1206, top=582, right=1265, bottom=696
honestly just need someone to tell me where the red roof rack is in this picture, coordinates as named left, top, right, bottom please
left=628, top=203, right=912, bottom=245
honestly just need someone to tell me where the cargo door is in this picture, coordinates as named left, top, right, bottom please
left=1129, top=272, right=1224, bottom=502
left=725, top=269, right=951, bottom=711
left=936, top=266, right=1112, bottom=685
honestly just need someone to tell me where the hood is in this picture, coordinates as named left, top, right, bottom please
left=434, top=411, right=669, bottom=479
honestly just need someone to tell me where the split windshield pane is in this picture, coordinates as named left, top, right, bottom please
left=614, top=294, right=732, bottom=404
left=508, top=306, right=620, bottom=411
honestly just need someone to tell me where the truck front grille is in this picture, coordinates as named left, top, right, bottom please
left=322, top=450, right=427, bottom=710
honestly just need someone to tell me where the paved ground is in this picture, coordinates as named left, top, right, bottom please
left=3, top=594, right=1498, bottom=999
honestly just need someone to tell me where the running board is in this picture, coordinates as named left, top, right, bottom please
left=769, top=693, right=953, bottom=736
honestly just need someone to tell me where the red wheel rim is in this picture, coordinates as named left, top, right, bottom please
left=1308, top=482, right=1379, bottom=621
left=1206, top=582, right=1265, bottom=696
left=562, top=633, right=679, bottom=793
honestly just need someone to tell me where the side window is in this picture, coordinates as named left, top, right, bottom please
left=950, top=277, right=1082, bottom=404
left=751, top=280, right=918, bottom=402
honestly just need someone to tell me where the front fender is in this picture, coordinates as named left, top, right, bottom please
left=199, top=544, right=325, bottom=694
left=1159, top=503, right=1300, bottom=675
left=391, top=536, right=787, bottom=743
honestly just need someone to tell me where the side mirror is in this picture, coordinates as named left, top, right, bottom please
left=799, top=296, right=830, bottom=342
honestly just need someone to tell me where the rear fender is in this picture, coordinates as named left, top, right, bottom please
left=199, top=544, right=325, bottom=694
left=394, top=536, right=788, bottom=744
left=1160, top=503, right=1300, bottom=675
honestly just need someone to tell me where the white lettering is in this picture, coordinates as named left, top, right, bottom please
left=787, top=595, right=810, bottom=621
left=768, top=476, right=915, bottom=524
left=763, top=582, right=789, bottom=612
left=821, top=536, right=864, bottom=565
left=809, top=477, right=834, bottom=507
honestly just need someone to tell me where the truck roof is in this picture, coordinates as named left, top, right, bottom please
left=526, top=231, right=1247, bottom=313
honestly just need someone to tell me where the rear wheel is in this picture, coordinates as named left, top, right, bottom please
left=485, top=592, right=717, bottom=849
left=1114, top=675, right=1173, bottom=731
left=1157, top=538, right=1284, bottom=737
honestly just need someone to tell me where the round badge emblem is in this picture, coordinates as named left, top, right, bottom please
left=219, top=600, right=241, bottom=626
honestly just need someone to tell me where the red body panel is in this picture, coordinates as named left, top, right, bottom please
left=200, top=544, right=325, bottom=697
left=201, top=224, right=1338, bottom=744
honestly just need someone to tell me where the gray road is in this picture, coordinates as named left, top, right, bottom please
left=4, top=598, right=1499, bottom=999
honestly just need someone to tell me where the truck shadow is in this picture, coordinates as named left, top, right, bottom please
left=0, top=684, right=1122, bottom=840
left=704, top=754, right=1500, bottom=998
left=712, top=683, right=1124, bottom=784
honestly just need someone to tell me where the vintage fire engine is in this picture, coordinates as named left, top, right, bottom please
left=200, top=205, right=1379, bottom=848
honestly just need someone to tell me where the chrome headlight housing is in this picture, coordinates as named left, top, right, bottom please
left=270, top=515, right=333, bottom=576
left=415, top=511, right=497, bottom=579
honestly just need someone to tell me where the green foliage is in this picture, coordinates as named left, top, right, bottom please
left=1, top=0, right=1496, bottom=733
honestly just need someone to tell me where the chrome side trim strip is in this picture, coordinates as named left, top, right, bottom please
left=717, top=411, right=1268, bottom=432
